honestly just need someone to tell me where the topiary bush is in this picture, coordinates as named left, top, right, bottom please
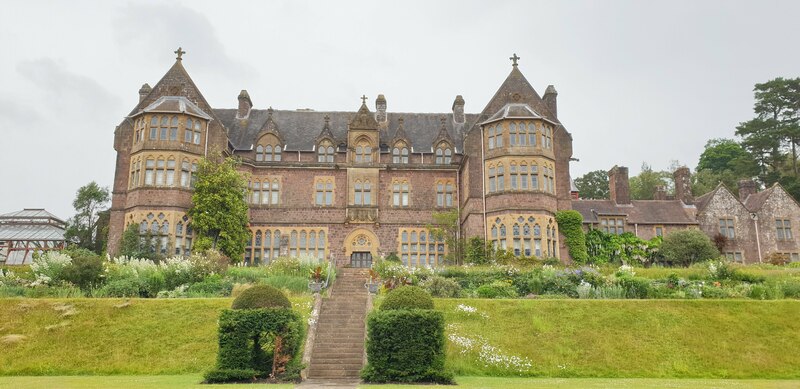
left=231, top=284, right=291, bottom=310
left=556, top=210, right=588, bottom=263
left=380, top=286, right=434, bottom=311
left=361, top=309, right=452, bottom=383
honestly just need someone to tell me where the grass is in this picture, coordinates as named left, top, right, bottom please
left=1, top=375, right=798, bottom=389
left=438, top=299, right=800, bottom=378
left=0, top=296, right=313, bottom=376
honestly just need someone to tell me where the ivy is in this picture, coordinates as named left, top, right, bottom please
left=555, top=210, right=588, bottom=264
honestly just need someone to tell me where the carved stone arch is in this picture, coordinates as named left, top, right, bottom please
left=343, top=228, right=380, bottom=260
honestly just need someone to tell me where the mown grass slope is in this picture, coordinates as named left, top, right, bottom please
left=439, top=299, right=800, bottom=378
left=0, top=297, right=312, bottom=375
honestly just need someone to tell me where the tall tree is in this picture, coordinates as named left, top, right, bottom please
left=64, top=181, right=110, bottom=253
left=188, top=154, right=250, bottom=261
left=427, top=209, right=462, bottom=265
left=693, top=138, right=760, bottom=196
left=736, top=77, right=800, bottom=182
left=629, top=163, right=671, bottom=200
left=574, top=170, right=609, bottom=199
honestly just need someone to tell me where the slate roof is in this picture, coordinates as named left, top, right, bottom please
left=482, top=103, right=548, bottom=125
left=572, top=200, right=698, bottom=225
left=142, top=96, right=212, bottom=120
left=743, top=186, right=774, bottom=212
left=215, top=108, right=479, bottom=152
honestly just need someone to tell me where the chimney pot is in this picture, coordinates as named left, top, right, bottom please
left=654, top=185, right=667, bottom=200
left=543, top=85, right=558, bottom=118
left=138, top=83, right=152, bottom=103
left=452, top=95, right=465, bottom=124
left=375, top=94, right=387, bottom=123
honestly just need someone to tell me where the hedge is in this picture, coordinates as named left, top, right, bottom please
left=205, top=308, right=304, bottom=382
left=361, top=309, right=452, bottom=383
left=380, top=286, right=434, bottom=311
left=231, top=284, right=291, bottom=310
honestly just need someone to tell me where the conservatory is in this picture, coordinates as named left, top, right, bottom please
left=0, top=209, right=66, bottom=265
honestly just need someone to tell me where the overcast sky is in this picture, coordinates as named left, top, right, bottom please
left=1, top=0, right=798, bottom=219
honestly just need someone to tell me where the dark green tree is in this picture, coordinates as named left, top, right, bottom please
left=64, top=181, right=110, bottom=253
left=694, top=138, right=760, bottom=196
left=188, top=154, right=250, bottom=261
left=118, top=224, right=157, bottom=260
left=736, top=77, right=800, bottom=182
left=574, top=170, right=609, bottom=199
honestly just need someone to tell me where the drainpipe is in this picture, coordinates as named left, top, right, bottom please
left=203, top=121, right=209, bottom=157
left=752, top=213, right=763, bottom=263
left=634, top=223, right=638, bottom=237
left=456, top=167, right=461, bottom=266
left=481, top=126, right=487, bottom=243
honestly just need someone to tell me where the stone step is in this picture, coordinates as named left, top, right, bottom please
left=310, top=357, right=363, bottom=364
left=307, top=369, right=360, bottom=378
left=311, top=351, right=363, bottom=358
left=313, top=345, right=364, bottom=352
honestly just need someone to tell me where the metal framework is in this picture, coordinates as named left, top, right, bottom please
left=0, top=209, right=66, bottom=265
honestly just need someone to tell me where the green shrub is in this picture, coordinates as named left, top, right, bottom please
left=384, top=252, right=401, bottom=263
left=231, top=284, right=291, bottom=310
left=616, top=276, right=651, bottom=299
left=99, top=279, right=140, bottom=297
left=701, top=285, right=730, bottom=299
left=748, top=283, right=784, bottom=300
left=187, top=274, right=233, bottom=297
left=475, top=280, right=518, bottom=298
left=556, top=210, right=588, bottom=263
left=780, top=279, right=800, bottom=298
left=660, top=229, right=720, bottom=266
left=204, top=368, right=258, bottom=383
left=465, top=237, right=489, bottom=265
left=380, top=286, right=434, bottom=310
left=420, top=276, right=462, bottom=298
left=61, top=251, right=104, bottom=290
left=361, top=309, right=452, bottom=383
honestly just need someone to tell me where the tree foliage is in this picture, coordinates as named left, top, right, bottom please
left=693, top=138, right=760, bottom=197
left=629, top=163, right=671, bottom=200
left=427, top=209, right=461, bottom=265
left=188, top=154, right=250, bottom=261
left=736, top=77, right=800, bottom=184
left=574, top=170, right=609, bottom=199
left=660, top=229, right=720, bottom=266
left=64, top=181, right=110, bottom=254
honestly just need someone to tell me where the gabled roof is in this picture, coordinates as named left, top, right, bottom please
left=140, top=96, right=212, bottom=120
left=349, top=102, right=380, bottom=130
left=391, top=118, right=409, bottom=145
left=0, top=208, right=66, bottom=241
left=315, top=114, right=337, bottom=144
left=431, top=117, right=455, bottom=147
left=0, top=209, right=64, bottom=222
left=743, top=185, right=774, bottom=212
left=473, top=66, right=557, bottom=127
left=572, top=200, right=698, bottom=225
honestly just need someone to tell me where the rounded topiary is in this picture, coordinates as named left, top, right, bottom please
left=231, top=284, right=291, bottom=310
left=379, top=286, right=434, bottom=311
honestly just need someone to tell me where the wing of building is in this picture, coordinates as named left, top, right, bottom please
left=108, top=50, right=800, bottom=266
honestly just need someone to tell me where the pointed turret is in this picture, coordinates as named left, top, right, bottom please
left=475, top=55, right=556, bottom=125
left=316, top=114, right=336, bottom=143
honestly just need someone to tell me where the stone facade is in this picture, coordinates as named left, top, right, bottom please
left=108, top=50, right=800, bottom=267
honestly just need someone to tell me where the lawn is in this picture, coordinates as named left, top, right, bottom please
left=0, top=297, right=313, bottom=376
left=438, top=299, right=800, bottom=378
left=0, top=376, right=798, bottom=389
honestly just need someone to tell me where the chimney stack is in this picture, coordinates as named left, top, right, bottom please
left=237, top=90, right=252, bottom=119
left=673, top=167, right=694, bottom=205
left=452, top=95, right=465, bottom=124
left=654, top=185, right=667, bottom=200
left=738, top=179, right=757, bottom=202
left=375, top=94, right=387, bottom=123
left=543, top=85, right=558, bottom=118
left=608, top=165, right=631, bottom=205
left=138, top=83, right=152, bottom=103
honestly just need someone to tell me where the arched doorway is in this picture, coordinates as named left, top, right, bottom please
left=344, top=228, right=379, bottom=268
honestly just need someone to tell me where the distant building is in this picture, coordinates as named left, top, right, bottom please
left=0, top=209, right=66, bottom=265
left=107, top=48, right=799, bottom=266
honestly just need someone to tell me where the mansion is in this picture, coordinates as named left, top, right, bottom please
left=108, top=49, right=800, bottom=266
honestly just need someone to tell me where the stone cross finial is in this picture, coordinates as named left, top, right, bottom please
left=175, top=47, right=186, bottom=60
left=361, top=95, right=368, bottom=104
left=324, top=115, right=330, bottom=125
left=509, top=53, right=520, bottom=66
left=268, top=106, right=274, bottom=116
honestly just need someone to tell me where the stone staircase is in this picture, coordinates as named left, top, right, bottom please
left=306, top=268, right=370, bottom=380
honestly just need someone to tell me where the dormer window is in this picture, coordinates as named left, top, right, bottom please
left=392, top=144, right=409, bottom=164
left=317, top=142, right=335, bottom=163
left=255, top=133, right=282, bottom=162
left=355, top=139, right=373, bottom=163
left=435, top=143, right=452, bottom=164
